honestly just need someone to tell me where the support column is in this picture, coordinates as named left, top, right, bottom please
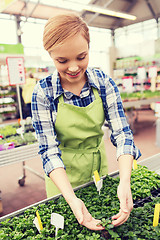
left=109, top=29, right=117, bottom=78
left=15, top=15, right=24, bottom=121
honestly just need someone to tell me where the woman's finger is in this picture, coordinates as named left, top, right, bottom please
left=112, top=211, right=121, bottom=220
left=112, top=211, right=130, bottom=227
left=83, top=218, right=105, bottom=230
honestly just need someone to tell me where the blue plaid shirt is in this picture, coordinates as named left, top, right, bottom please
left=32, top=67, right=141, bottom=176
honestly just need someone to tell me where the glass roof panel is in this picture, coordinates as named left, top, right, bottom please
left=30, top=0, right=91, bottom=12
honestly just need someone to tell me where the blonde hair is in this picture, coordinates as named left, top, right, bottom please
left=43, top=13, right=90, bottom=52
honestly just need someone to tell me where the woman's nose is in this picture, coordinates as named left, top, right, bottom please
left=68, top=65, right=79, bottom=72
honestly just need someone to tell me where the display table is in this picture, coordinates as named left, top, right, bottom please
left=138, top=153, right=160, bottom=174
left=123, top=97, right=160, bottom=109
left=0, top=153, right=160, bottom=224
left=0, top=143, right=44, bottom=214
left=122, top=97, right=160, bottom=133
left=0, top=143, right=44, bottom=185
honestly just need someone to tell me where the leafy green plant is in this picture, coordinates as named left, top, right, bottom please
left=131, top=165, right=160, bottom=200
left=0, top=125, right=17, bottom=138
left=0, top=131, right=37, bottom=147
left=120, top=90, right=160, bottom=100
left=0, top=122, right=36, bottom=147
left=1, top=166, right=160, bottom=239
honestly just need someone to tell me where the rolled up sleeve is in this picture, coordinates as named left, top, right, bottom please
left=32, top=83, right=65, bottom=177
left=104, top=77, right=141, bottom=160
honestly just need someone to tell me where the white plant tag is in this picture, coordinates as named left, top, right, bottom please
left=51, top=213, right=64, bottom=238
left=33, top=217, right=41, bottom=233
left=16, top=127, right=24, bottom=139
left=97, top=179, right=103, bottom=192
left=93, top=177, right=103, bottom=195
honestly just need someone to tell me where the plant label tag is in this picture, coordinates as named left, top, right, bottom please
left=97, top=179, right=103, bottom=192
left=36, top=210, right=43, bottom=230
left=16, top=127, right=24, bottom=139
left=93, top=171, right=103, bottom=195
left=93, top=170, right=100, bottom=183
left=51, top=213, right=64, bottom=237
left=33, top=217, right=41, bottom=233
left=153, top=203, right=160, bottom=227
left=133, top=160, right=138, bottom=170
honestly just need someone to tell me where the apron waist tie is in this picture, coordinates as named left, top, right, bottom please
left=60, top=140, right=103, bottom=154
left=61, top=144, right=102, bottom=177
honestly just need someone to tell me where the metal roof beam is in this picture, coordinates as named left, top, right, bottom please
left=144, top=0, right=158, bottom=23
left=22, top=0, right=40, bottom=22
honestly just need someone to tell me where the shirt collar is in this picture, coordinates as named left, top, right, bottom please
left=86, top=68, right=100, bottom=90
left=51, top=68, right=100, bottom=100
left=51, top=70, right=63, bottom=100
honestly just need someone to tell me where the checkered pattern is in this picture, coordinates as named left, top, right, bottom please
left=32, top=67, right=141, bottom=176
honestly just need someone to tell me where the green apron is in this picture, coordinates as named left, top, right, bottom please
left=45, top=87, right=108, bottom=198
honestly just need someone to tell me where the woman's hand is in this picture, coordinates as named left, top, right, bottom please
left=68, top=197, right=105, bottom=230
left=112, top=181, right=133, bottom=227
left=49, top=169, right=104, bottom=230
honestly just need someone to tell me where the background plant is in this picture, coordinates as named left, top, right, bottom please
left=1, top=166, right=160, bottom=239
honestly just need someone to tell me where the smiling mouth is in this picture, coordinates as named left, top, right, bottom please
left=66, top=71, right=81, bottom=77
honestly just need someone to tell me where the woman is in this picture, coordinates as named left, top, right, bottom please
left=22, top=73, right=36, bottom=118
left=32, top=13, right=141, bottom=230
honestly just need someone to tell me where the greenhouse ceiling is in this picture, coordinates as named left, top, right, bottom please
left=1, top=0, right=160, bottom=30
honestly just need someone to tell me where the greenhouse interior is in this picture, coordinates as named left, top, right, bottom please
left=0, top=0, right=160, bottom=239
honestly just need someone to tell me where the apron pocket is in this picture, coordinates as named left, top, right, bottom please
left=62, top=151, right=93, bottom=187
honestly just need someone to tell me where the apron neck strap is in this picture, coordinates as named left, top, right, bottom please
left=59, top=93, right=64, bottom=103
left=92, top=87, right=99, bottom=100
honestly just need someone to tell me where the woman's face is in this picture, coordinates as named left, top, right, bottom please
left=50, top=33, right=89, bottom=86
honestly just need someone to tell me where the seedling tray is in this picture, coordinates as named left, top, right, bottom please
left=134, top=187, right=160, bottom=208
left=1, top=166, right=160, bottom=239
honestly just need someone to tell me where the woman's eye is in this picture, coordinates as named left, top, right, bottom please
left=57, top=59, right=67, bottom=64
left=78, top=56, right=86, bottom=61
